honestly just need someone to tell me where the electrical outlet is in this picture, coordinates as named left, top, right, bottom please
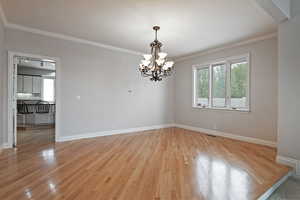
left=213, top=124, right=217, bottom=130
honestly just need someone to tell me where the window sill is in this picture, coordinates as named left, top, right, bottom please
left=192, top=106, right=250, bottom=112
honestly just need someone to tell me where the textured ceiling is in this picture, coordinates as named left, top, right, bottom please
left=1, top=0, right=276, bottom=57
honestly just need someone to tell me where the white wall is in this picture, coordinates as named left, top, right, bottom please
left=174, top=37, right=278, bottom=142
left=278, top=0, right=300, bottom=160
left=0, top=18, right=4, bottom=147
left=2, top=28, right=174, bottom=143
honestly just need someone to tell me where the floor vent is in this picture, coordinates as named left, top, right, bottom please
left=206, top=134, right=217, bottom=137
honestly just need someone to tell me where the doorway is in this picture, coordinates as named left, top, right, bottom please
left=7, top=52, right=60, bottom=148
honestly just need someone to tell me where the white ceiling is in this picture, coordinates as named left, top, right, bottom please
left=1, top=0, right=276, bottom=57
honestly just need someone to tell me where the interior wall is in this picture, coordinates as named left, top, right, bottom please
left=0, top=18, right=4, bottom=147
left=2, top=28, right=174, bottom=143
left=291, top=0, right=300, bottom=18
left=174, top=37, right=278, bottom=142
left=278, top=0, right=300, bottom=160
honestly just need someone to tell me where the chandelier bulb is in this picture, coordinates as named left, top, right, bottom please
left=143, top=54, right=152, bottom=61
left=142, top=60, right=151, bottom=66
left=158, top=52, right=168, bottom=59
left=156, top=59, right=165, bottom=66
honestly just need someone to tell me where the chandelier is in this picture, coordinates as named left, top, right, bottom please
left=139, top=26, right=174, bottom=81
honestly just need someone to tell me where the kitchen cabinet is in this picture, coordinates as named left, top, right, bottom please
left=17, top=75, right=42, bottom=94
left=32, top=76, right=42, bottom=94
left=23, top=76, right=33, bottom=93
left=17, top=75, right=23, bottom=93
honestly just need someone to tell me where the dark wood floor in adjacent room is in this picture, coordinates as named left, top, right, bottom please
left=0, top=128, right=290, bottom=200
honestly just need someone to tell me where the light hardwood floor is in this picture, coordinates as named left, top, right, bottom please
left=0, top=128, right=290, bottom=200
left=17, top=126, right=55, bottom=146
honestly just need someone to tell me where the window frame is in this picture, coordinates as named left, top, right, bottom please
left=192, top=54, right=250, bottom=112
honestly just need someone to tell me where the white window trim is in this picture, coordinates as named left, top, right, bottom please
left=192, top=53, right=250, bottom=112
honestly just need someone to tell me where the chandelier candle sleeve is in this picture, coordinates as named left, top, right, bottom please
left=139, top=26, right=174, bottom=81
left=143, top=54, right=152, bottom=60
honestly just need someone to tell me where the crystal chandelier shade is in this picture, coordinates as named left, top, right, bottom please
left=139, top=26, right=174, bottom=81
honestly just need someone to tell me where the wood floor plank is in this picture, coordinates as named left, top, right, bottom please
left=0, top=127, right=291, bottom=200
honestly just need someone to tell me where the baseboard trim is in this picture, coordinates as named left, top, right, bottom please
left=277, top=155, right=300, bottom=177
left=2, top=143, right=12, bottom=149
left=257, top=171, right=293, bottom=200
left=56, top=124, right=175, bottom=142
left=174, top=124, right=277, bottom=148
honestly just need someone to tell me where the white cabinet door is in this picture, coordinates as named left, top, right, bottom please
left=32, top=76, right=42, bottom=94
left=17, top=75, right=23, bottom=93
left=23, top=76, right=33, bottom=93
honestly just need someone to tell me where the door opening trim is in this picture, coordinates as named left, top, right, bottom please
left=7, top=51, right=61, bottom=147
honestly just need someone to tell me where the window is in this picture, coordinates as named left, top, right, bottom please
left=193, top=54, right=250, bottom=111
left=230, top=61, right=248, bottom=109
left=195, top=67, right=209, bottom=107
left=212, top=64, right=226, bottom=107
left=42, top=78, right=55, bottom=102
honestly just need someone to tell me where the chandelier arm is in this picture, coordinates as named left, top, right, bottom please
left=158, top=69, right=172, bottom=78
left=141, top=73, right=152, bottom=77
left=142, top=70, right=153, bottom=76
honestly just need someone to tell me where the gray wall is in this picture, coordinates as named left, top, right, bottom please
left=2, top=28, right=174, bottom=143
left=174, top=38, right=278, bottom=142
left=0, top=18, right=4, bottom=147
left=291, top=0, right=300, bottom=18
left=278, top=0, right=300, bottom=160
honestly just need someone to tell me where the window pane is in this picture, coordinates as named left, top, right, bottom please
left=196, top=68, right=209, bottom=107
left=43, top=79, right=55, bottom=102
left=212, top=64, right=226, bottom=107
left=230, top=62, right=248, bottom=108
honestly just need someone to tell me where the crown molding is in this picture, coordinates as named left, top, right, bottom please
left=0, top=1, right=277, bottom=59
left=254, top=0, right=290, bottom=24
left=0, top=2, right=8, bottom=26
left=0, top=2, right=143, bottom=56
left=6, top=23, right=144, bottom=55
left=173, top=32, right=278, bottom=63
